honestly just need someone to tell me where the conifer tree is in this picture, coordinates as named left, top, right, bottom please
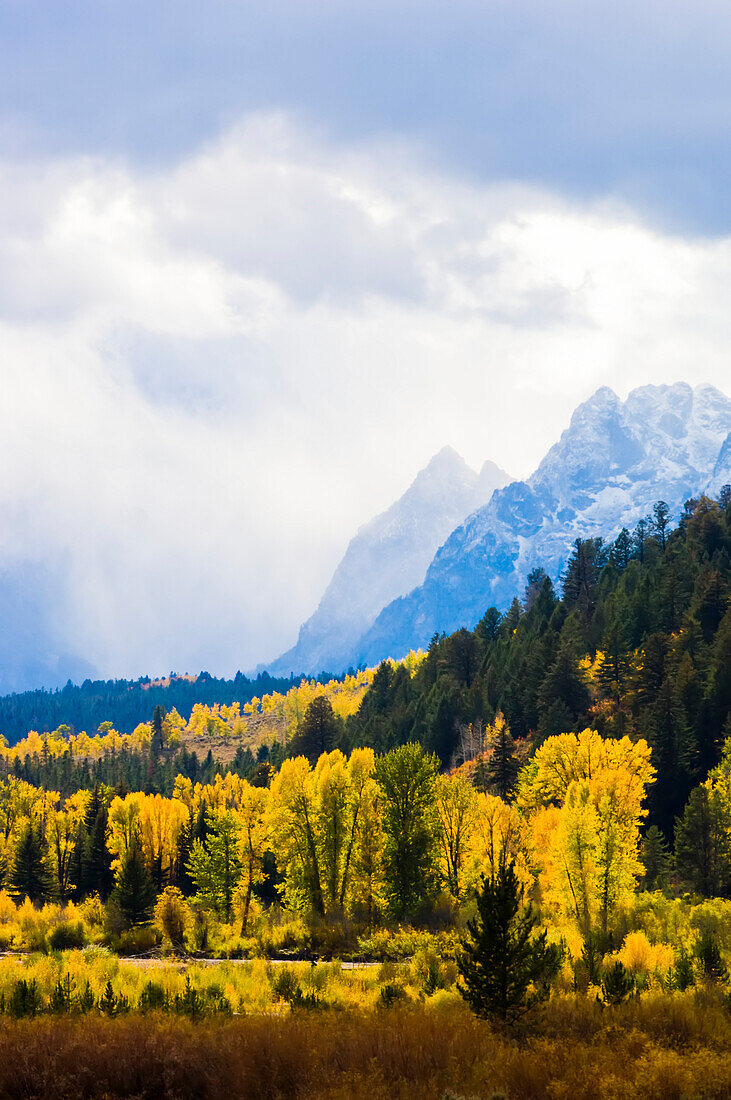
left=483, top=712, right=520, bottom=800
left=652, top=500, right=671, bottom=550
left=112, top=839, right=156, bottom=927
left=675, top=785, right=731, bottom=897
left=611, top=528, right=633, bottom=570
left=83, top=802, right=114, bottom=900
left=151, top=705, right=166, bottom=756
left=293, top=696, right=338, bottom=762
left=640, top=825, right=672, bottom=892
left=9, top=822, right=53, bottom=904
left=562, top=537, right=606, bottom=622
left=458, top=861, right=557, bottom=1024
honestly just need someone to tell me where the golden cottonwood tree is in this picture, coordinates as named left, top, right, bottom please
left=468, top=792, right=530, bottom=895
left=233, top=783, right=269, bottom=932
left=268, top=749, right=380, bottom=919
left=107, top=793, right=144, bottom=869
left=137, top=794, right=189, bottom=889
left=48, top=790, right=89, bottom=901
left=435, top=773, right=478, bottom=902
left=520, top=729, right=654, bottom=934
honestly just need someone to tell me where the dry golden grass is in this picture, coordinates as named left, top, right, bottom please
left=2, top=995, right=731, bottom=1099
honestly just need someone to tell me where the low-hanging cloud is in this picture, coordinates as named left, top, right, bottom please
left=0, top=112, right=729, bottom=682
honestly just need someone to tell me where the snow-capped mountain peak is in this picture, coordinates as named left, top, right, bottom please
left=266, top=447, right=512, bottom=676
left=348, top=382, right=731, bottom=668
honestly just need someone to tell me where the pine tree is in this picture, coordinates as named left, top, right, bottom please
left=611, top=528, right=633, bottom=570
left=151, top=705, right=166, bottom=756
left=562, top=537, right=607, bottom=622
left=652, top=500, right=671, bottom=550
left=457, top=861, right=557, bottom=1024
left=647, top=680, right=696, bottom=838
left=597, top=621, right=632, bottom=700
left=640, top=825, right=672, bottom=891
left=112, top=840, right=156, bottom=927
left=483, top=712, right=520, bottom=800
left=9, top=822, right=53, bottom=904
left=293, top=696, right=338, bottom=762
left=83, top=802, right=114, bottom=900
left=675, top=785, right=731, bottom=897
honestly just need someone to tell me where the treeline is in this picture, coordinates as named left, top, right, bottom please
left=2, top=739, right=281, bottom=801
left=344, top=491, right=731, bottom=840
left=0, top=670, right=301, bottom=746
left=0, top=730, right=654, bottom=949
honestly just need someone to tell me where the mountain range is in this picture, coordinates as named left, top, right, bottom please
left=270, top=382, right=731, bottom=676
left=267, top=448, right=511, bottom=676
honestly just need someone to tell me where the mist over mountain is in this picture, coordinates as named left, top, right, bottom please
left=0, top=561, right=96, bottom=695
left=267, top=447, right=511, bottom=677
left=313, top=382, right=730, bottom=671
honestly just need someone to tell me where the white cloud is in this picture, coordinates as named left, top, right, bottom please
left=0, top=112, right=729, bottom=679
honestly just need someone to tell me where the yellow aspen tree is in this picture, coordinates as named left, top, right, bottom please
left=347, top=771, right=384, bottom=926
left=48, top=790, right=88, bottom=901
left=268, top=755, right=325, bottom=916
left=435, top=773, right=479, bottom=902
left=314, top=751, right=351, bottom=913
left=549, top=781, right=598, bottom=934
left=138, top=794, right=189, bottom=889
left=236, top=783, right=269, bottom=932
left=107, top=792, right=144, bottom=869
left=172, top=775, right=194, bottom=811
left=339, top=747, right=377, bottom=911
left=468, top=792, right=530, bottom=893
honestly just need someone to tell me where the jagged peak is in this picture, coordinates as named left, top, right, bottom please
left=479, top=457, right=510, bottom=479
left=569, top=385, right=620, bottom=424
left=421, top=445, right=474, bottom=475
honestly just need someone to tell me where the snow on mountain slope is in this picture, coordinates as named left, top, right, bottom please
left=267, top=447, right=511, bottom=675
left=707, top=431, right=731, bottom=498
left=352, top=382, right=731, bottom=667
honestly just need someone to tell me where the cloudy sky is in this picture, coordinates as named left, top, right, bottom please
left=0, top=0, right=730, bottom=681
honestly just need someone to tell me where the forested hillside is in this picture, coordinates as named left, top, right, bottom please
left=0, top=670, right=299, bottom=746
left=346, top=490, right=731, bottom=839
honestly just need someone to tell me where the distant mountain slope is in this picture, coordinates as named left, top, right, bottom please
left=352, top=382, right=731, bottom=666
left=707, top=431, right=731, bottom=497
left=0, top=561, right=96, bottom=695
left=267, top=447, right=512, bottom=676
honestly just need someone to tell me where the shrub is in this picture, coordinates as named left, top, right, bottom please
left=49, top=920, right=86, bottom=951
left=413, top=944, right=446, bottom=995
left=154, top=887, right=190, bottom=952
left=272, top=965, right=300, bottom=1003
left=673, top=946, right=696, bottom=991
left=0, top=890, right=16, bottom=924
left=378, top=982, right=409, bottom=1009
left=289, top=986, right=326, bottom=1012
left=117, top=926, right=158, bottom=956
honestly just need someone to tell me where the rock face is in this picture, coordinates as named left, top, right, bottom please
left=707, top=431, right=731, bottom=498
left=267, top=447, right=512, bottom=676
left=349, top=382, right=731, bottom=667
